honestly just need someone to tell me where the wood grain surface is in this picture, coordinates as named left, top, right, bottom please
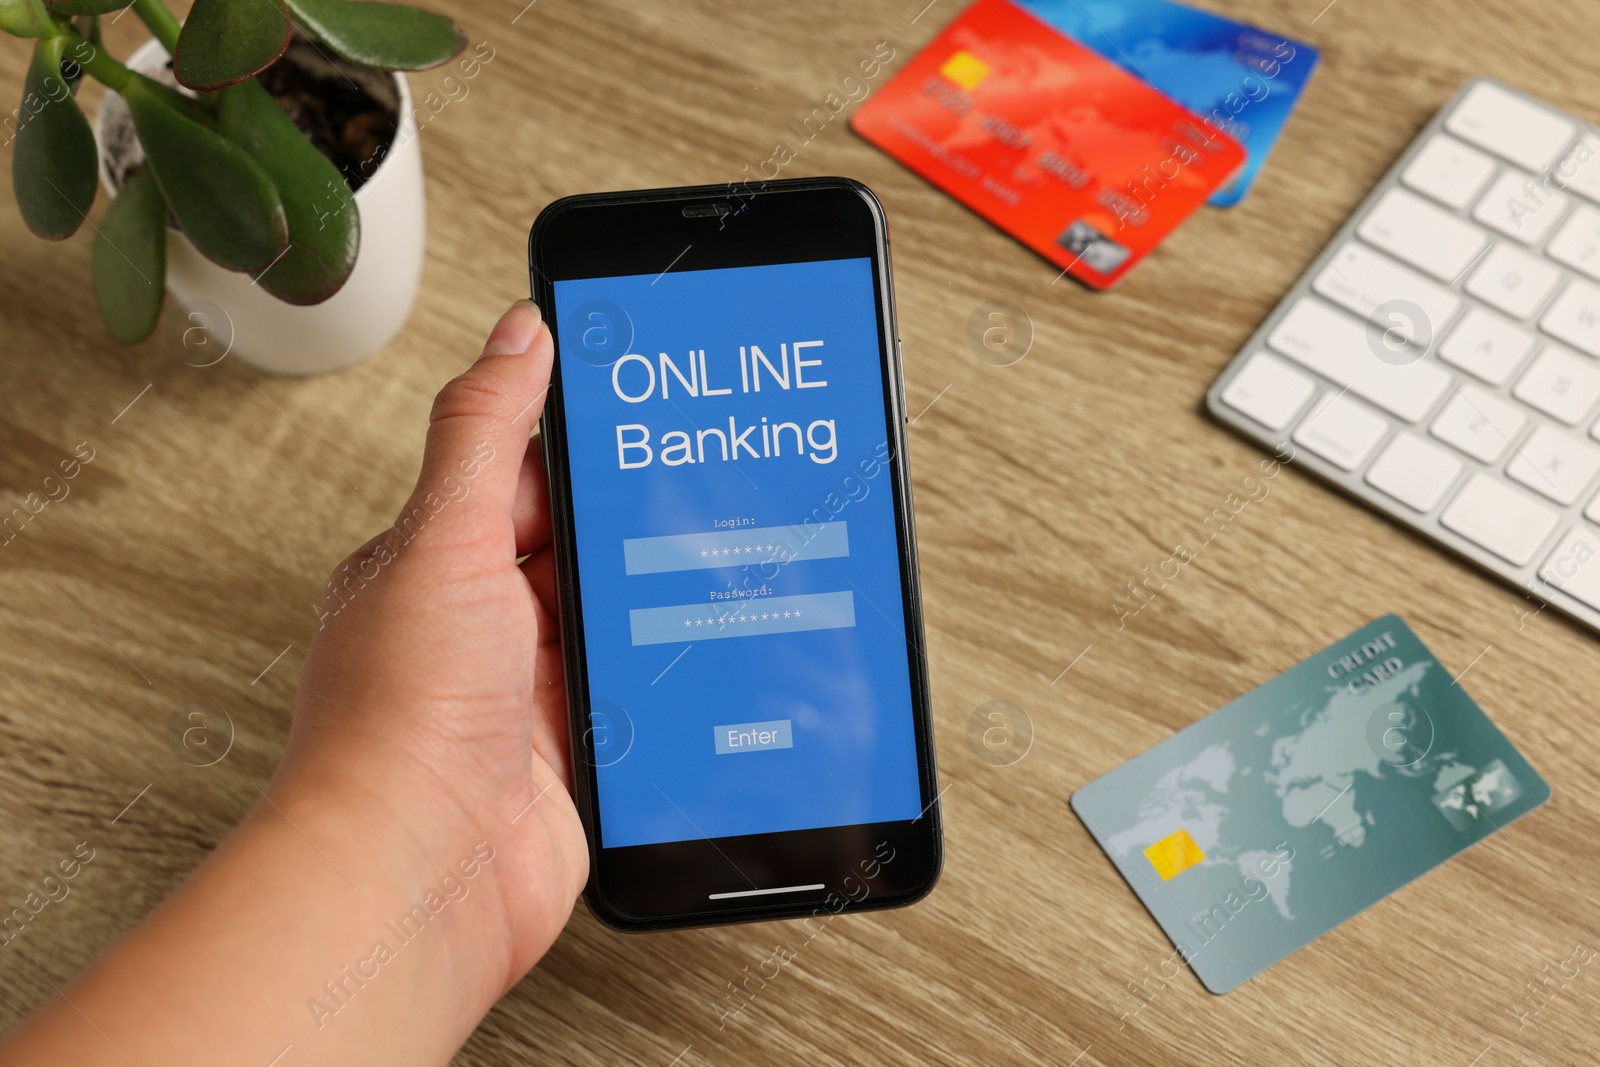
left=1, top=1, right=1596, bottom=1064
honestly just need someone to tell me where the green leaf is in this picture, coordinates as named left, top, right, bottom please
left=132, top=74, right=219, bottom=129
left=174, top=0, right=292, bottom=91
left=219, top=77, right=357, bottom=304
left=124, top=74, right=287, bottom=272
left=93, top=165, right=167, bottom=343
left=45, top=0, right=132, bottom=15
left=0, top=0, right=53, bottom=38
left=12, top=36, right=98, bottom=239
left=284, top=0, right=465, bottom=70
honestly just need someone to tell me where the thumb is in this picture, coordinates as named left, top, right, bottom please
left=399, top=300, right=552, bottom=554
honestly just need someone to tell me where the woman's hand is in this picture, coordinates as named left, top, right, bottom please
left=285, top=298, right=587, bottom=989
left=0, top=301, right=586, bottom=1067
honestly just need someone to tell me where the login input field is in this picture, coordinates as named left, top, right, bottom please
left=622, top=522, right=849, bottom=575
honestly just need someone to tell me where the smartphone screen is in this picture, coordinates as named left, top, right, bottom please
left=532, top=180, right=939, bottom=928
left=554, top=257, right=922, bottom=847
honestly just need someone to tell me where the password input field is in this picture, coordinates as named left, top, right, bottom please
left=629, top=591, right=856, bottom=646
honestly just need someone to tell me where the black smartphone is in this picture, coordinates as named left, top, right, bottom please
left=527, top=177, right=941, bottom=930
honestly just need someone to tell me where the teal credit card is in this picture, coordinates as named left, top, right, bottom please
left=1072, top=615, right=1549, bottom=994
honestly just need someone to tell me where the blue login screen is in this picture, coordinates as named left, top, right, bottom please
left=553, top=258, right=922, bottom=849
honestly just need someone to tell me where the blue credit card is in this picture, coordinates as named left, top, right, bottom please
left=1072, top=615, right=1549, bottom=994
left=1013, top=0, right=1319, bottom=206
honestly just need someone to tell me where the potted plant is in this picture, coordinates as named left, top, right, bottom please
left=2, top=0, right=468, bottom=374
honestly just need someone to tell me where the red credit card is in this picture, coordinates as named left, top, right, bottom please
left=851, top=0, right=1247, bottom=289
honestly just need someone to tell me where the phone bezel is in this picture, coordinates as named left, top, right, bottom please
left=527, top=177, right=940, bottom=931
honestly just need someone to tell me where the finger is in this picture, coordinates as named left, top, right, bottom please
left=525, top=585, right=571, bottom=789
left=399, top=300, right=551, bottom=554
left=513, top=434, right=552, bottom=557
left=519, top=545, right=560, bottom=637
left=532, top=638, right=572, bottom=790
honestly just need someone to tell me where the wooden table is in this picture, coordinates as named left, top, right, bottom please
left=3, top=0, right=1596, bottom=1063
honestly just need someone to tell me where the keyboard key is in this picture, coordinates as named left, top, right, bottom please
left=1267, top=297, right=1452, bottom=422
left=1219, top=352, right=1315, bottom=431
left=1358, top=188, right=1488, bottom=281
left=1430, top=384, right=1528, bottom=462
left=1440, top=472, right=1560, bottom=566
left=1439, top=306, right=1536, bottom=385
left=1466, top=243, right=1562, bottom=318
left=1540, top=526, right=1600, bottom=610
left=1555, top=134, right=1600, bottom=203
left=1293, top=392, right=1389, bottom=470
left=1445, top=81, right=1576, bottom=172
left=1402, top=133, right=1497, bottom=210
left=1365, top=431, right=1463, bottom=512
left=1472, top=169, right=1570, bottom=245
left=1506, top=425, right=1600, bottom=504
left=1513, top=344, right=1600, bottom=424
left=1312, top=243, right=1460, bottom=343
left=1541, top=279, right=1600, bottom=356
left=1546, top=203, right=1600, bottom=280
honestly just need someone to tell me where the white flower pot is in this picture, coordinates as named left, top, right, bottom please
left=93, top=37, right=426, bottom=376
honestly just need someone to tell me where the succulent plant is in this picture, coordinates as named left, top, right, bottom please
left=2, top=0, right=466, bottom=342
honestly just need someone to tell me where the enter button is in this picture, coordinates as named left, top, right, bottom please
left=714, top=719, right=793, bottom=755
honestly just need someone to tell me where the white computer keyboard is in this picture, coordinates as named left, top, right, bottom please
left=1208, top=77, right=1600, bottom=635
